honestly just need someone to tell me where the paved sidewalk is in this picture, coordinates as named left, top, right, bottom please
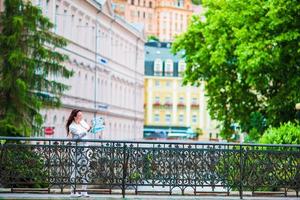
left=0, top=193, right=299, bottom=200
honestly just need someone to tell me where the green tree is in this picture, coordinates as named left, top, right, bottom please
left=244, top=112, right=267, bottom=142
left=0, top=0, right=73, bottom=136
left=191, top=0, right=202, bottom=5
left=172, top=0, right=300, bottom=139
left=147, top=35, right=159, bottom=42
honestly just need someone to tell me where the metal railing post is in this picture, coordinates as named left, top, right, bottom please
left=239, top=145, right=243, bottom=199
left=47, top=140, right=51, bottom=194
left=122, top=143, right=127, bottom=198
left=74, top=141, right=78, bottom=193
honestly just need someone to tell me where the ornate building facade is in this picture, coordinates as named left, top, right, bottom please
left=144, top=42, right=219, bottom=140
left=26, top=0, right=145, bottom=139
left=112, top=0, right=201, bottom=41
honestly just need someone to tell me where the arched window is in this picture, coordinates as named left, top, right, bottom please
left=154, top=58, right=163, bottom=76
left=53, top=115, right=57, bottom=124
left=178, top=59, right=186, bottom=75
left=165, top=59, right=173, bottom=76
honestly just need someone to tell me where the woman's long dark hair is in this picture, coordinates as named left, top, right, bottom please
left=66, top=109, right=81, bottom=136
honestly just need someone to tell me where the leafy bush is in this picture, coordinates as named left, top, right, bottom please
left=0, top=146, right=48, bottom=188
left=259, top=122, right=300, bottom=144
left=216, top=145, right=300, bottom=191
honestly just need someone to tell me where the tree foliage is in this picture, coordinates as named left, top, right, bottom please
left=0, top=0, right=73, bottom=136
left=147, top=35, right=159, bottom=42
left=172, top=0, right=300, bottom=139
left=191, top=0, right=202, bottom=5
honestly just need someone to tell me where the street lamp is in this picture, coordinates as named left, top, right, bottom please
left=295, top=103, right=300, bottom=121
left=78, top=10, right=102, bottom=120
left=295, top=103, right=300, bottom=110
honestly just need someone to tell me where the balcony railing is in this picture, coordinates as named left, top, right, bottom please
left=0, top=136, right=299, bottom=198
left=153, top=102, right=161, bottom=107
left=163, top=102, right=172, bottom=108
left=191, top=103, right=200, bottom=108
left=177, top=103, right=185, bottom=108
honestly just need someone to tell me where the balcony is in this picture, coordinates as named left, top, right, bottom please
left=153, top=102, right=161, bottom=108
left=177, top=103, right=185, bottom=108
left=191, top=103, right=200, bottom=109
left=163, top=102, right=173, bottom=109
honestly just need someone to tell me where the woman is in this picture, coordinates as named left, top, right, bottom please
left=66, top=109, right=91, bottom=197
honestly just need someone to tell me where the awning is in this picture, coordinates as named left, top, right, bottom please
left=144, top=126, right=196, bottom=139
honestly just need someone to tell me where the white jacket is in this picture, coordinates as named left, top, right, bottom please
left=69, top=120, right=90, bottom=140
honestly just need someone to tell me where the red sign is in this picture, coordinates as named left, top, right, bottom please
left=44, top=127, right=55, bottom=135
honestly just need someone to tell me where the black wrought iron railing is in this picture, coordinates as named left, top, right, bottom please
left=0, top=136, right=299, bottom=198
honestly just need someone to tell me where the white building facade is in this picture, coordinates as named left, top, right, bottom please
left=30, top=0, right=145, bottom=140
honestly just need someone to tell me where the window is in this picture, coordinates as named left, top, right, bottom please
left=154, top=59, right=163, bottom=76
left=54, top=5, right=59, bottom=33
left=179, top=114, right=184, bottom=123
left=71, top=14, right=75, bottom=39
left=45, top=0, right=49, bottom=14
left=163, top=21, right=167, bottom=29
left=155, top=96, right=160, bottom=103
left=192, top=98, right=197, bottom=104
left=155, top=80, right=160, bottom=87
left=178, top=60, right=186, bottom=73
left=149, top=1, right=152, bottom=8
left=165, top=59, right=173, bottom=76
left=192, top=115, right=197, bottom=123
left=166, top=80, right=171, bottom=87
left=78, top=18, right=82, bottom=41
left=179, top=97, right=184, bottom=103
left=154, top=114, right=160, bottom=122
left=143, top=12, right=146, bottom=18
left=177, top=0, right=184, bottom=7
left=165, top=96, right=171, bottom=103
left=131, top=0, right=134, bottom=5
left=165, top=114, right=171, bottom=123
left=53, top=115, right=57, bottom=124
left=63, top=10, right=67, bottom=35
left=131, top=10, right=135, bottom=17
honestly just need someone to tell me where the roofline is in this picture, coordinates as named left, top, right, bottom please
left=86, top=0, right=146, bottom=41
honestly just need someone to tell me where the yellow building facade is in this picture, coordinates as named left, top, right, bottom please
left=144, top=42, right=219, bottom=140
